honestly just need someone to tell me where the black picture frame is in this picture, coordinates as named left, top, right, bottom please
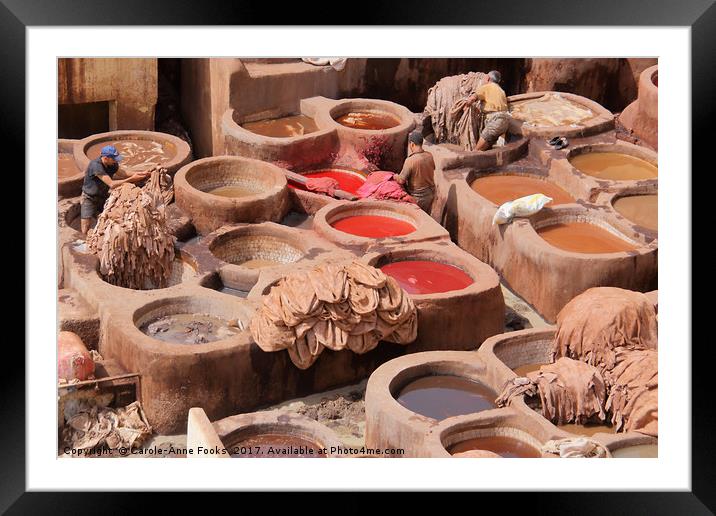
left=7, top=0, right=709, bottom=511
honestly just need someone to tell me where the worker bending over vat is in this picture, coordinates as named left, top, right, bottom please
left=395, top=132, right=436, bottom=213
left=454, top=70, right=511, bottom=152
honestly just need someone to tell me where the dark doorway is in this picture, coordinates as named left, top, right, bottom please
left=58, top=101, right=111, bottom=139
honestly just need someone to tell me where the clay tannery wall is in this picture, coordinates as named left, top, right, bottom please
left=58, top=58, right=158, bottom=139
left=176, top=57, right=656, bottom=158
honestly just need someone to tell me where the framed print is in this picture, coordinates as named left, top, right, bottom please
left=6, top=0, right=711, bottom=511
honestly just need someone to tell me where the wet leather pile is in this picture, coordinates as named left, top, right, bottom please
left=553, top=287, right=658, bottom=371
left=62, top=399, right=152, bottom=453
left=250, top=260, right=418, bottom=369
left=87, top=169, right=175, bottom=290
left=509, top=93, right=595, bottom=127
left=498, top=287, right=658, bottom=437
left=424, top=72, right=487, bottom=151
left=604, top=348, right=658, bottom=436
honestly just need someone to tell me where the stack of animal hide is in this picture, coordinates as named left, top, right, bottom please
left=424, top=72, right=488, bottom=151
left=87, top=168, right=175, bottom=290
left=250, top=260, right=418, bottom=369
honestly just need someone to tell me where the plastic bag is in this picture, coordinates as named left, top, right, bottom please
left=492, top=193, right=552, bottom=225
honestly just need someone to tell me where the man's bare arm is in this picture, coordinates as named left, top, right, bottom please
left=96, top=170, right=151, bottom=190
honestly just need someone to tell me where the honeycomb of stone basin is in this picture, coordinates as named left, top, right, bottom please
left=74, top=130, right=192, bottom=176
left=497, top=208, right=657, bottom=322
left=211, top=410, right=344, bottom=458
left=365, top=328, right=655, bottom=457
left=596, top=184, right=658, bottom=244
left=312, top=97, right=416, bottom=172
left=179, top=221, right=346, bottom=294
left=59, top=230, right=422, bottom=434
left=364, top=350, right=554, bottom=457
left=618, top=65, right=658, bottom=150
left=222, top=107, right=339, bottom=170
left=174, top=156, right=291, bottom=234
left=312, top=199, right=450, bottom=252
left=478, top=328, right=656, bottom=453
left=507, top=91, right=615, bottom=139
left=421, top=408, right=569, bottom=458
left=58, top=138, right=83, bottom=198
left=550, top=140, right=658, bottom=201
left=361, top=242, right=505, bottom=352
left=433, top=155, right=658, bottom=322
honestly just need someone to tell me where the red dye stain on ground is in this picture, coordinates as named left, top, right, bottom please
left=380, top=260, right=474, bottom=295
left=289, top=169, right=366, bottom=195
left=330, top=215, right=415, bottom=238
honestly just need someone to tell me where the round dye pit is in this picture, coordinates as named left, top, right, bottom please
left=380, top=260, right=474, bottom=295
left=612, top=194, right=658, bottom=232
left=330, top=215, right=416, bottom=238
left=470, top=175, right=575, bottom=206
left=139, top=313, right=241, bottom=345
left=611, top=444, right=658, bottom=458
left=335, top=111, right=401, bottom=130
left=209, top=233, right=305, bottom=269
left=509, top=94, right=596, bottom=127
left=58, top=153, right=81, bottom=178
left=557, top=422, right=617, bottom=437
left=537, top=222, right=638, bottom=254
left=87, top=139, right=176, bottom=172
left=569, top=152, right=657, bottom=181
left=229, top=434, right=325, bottom=458
left=448, top=435, right=541, bottom=458
left=288, top=169, right=367, bottom=195
left=395, top=375, right=497, bottom=421
left=241, top=114, right=319, bottom=138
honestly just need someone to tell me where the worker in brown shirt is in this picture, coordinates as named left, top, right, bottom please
left=396, top=132, right=436, bottom=213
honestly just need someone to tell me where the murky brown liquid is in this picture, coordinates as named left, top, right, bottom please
left=140, top=313, right=241, bottom=344
left=558, top=422, right=617, bottom=437
left=395, top=375, right=497, bottom=421
left=208, top=185, right=257, bottom=198
left=238, top=258, right=282, bottom=269
left=470, top=175, right=574, bottom=206
left=58, top=153, right=81, bottom=178
left=449, top=436, right=541, bottom=458
left=242, top=114, right=319, bottom=138
left=509, top=94, right=595, bottom=127
left=537, top=222, right=637, bottom=254
left=230, top=434, right=325, bottom=458
left=611, top=444, right=658, bottom=458
left=569, top=152, right=658, bottom=180
left=336, top=111, right=400, bottom=130
left=613, top=194, right=658, bottom=231
left=513, top=363, right=546, bottom=377
left=87, top=139, right=176, bottom=171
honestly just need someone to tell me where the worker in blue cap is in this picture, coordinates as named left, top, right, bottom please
left=79, top=145, right=152, bottom=234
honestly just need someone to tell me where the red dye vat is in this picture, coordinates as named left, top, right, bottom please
left=330, top=215, right=415, bottom=238
left=289, top=169, right=366, bottom=195
left=381, top=260, right=474, bottom=295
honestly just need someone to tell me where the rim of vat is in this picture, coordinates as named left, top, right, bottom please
left=465, top=168, right=577, bottom=208
left=74, top=129, right=192, bottom=173
left=507, top=90, right=614, bottom=137
left=323, top=97, right=415, bottom=135
left=128, top=294, right=254, bottom=353
left=213, top=410, right=344, bottom=456
left=174, top=155, right=288, bottom=205
left=362, top=244, right=499, bottom=301
left=223, top=107, right=337, bottom=144
left=521, top=207, right=654, bottom=259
